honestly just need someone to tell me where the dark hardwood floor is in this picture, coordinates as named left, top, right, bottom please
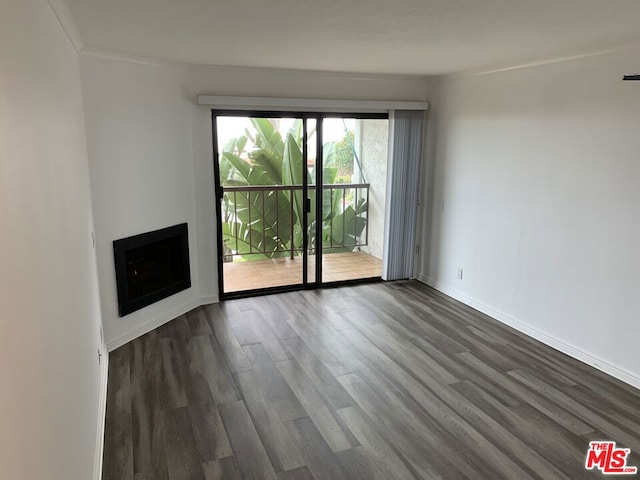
left=102, top=281, right=640, bottom=479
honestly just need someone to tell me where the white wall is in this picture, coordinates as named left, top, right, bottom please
left=420, top=50, right=640, bottom=388
left=80, top=55, right=428, bottom=349
left=80, top=56, right=202, bottom=350
left=0, top=1, right=105, bottom=479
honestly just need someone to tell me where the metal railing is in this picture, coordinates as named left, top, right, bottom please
left=221, top=183, right=369, bottom=259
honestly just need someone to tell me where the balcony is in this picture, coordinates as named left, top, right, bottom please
left=223, top=252, right=382, bottom=292
left=221, top=183, right=381, bottom=292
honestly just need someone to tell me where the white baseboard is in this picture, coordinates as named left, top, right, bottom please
left=106, top=295, right=219, bottom=351
left=93, top=347, right=109, bottom=480
left=416, top=274, right=640, bottom=391
left=199, top=295, right=219, bottom=306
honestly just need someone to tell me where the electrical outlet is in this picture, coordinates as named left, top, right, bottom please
left=457, top=268, right=464, bottom=280
left=97, top=349, right=103, bottom=366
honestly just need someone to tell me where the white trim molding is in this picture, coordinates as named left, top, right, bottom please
left=46, top=0, right=84, bottom=52
left=199, top=295, right=220, bottom=306
left=106, top=295, right=219, bottom=351
left=417, top=274, right=640, bottom=391
left=80, top=46, right=181, bottom=68
left=197, top=95, right=429, bottom=113
left=93, top=348, right=109, bottom=480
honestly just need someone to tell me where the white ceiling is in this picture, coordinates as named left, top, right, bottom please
left=65, top=0, right=640, bottom=75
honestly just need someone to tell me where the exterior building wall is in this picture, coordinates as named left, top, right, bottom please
left=357, top=119, right=389, bottom=260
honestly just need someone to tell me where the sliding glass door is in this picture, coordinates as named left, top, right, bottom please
left=319, top=117, right=387, bottom=283
left=213, top=112, right=388, bottom=298
left=214, top=114, right=310, bottom=294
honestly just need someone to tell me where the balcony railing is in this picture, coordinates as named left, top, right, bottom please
left=221, top=183, right=369, bottom=260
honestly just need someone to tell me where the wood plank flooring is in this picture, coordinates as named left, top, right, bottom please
left=102, top=281, right=640, bottom=480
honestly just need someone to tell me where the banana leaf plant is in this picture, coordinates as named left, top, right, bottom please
left=219, top=118, right=367, bottom=261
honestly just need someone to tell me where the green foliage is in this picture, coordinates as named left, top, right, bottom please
left=219, top=119, right=367, bottom=261
left=335, top=130, right=355, bottom=178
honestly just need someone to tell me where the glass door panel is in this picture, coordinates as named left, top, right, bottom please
left=320, top=117, right=387, bottom=283
left=215, top=116, right=306, bottom=294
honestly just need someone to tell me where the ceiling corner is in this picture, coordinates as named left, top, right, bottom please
left=46, top=0, right=84, bottom=52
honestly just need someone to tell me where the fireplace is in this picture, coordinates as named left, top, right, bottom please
left=113, top=223, right=191, bottom=316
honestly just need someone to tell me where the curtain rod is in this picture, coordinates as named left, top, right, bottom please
left=197, top=95, right=428, bottom=112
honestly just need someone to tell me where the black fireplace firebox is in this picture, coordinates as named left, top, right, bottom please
left=113, top=223, right=191, bottom=316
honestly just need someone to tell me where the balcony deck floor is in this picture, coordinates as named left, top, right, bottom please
left=223, top=251, right=382, bottom=293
